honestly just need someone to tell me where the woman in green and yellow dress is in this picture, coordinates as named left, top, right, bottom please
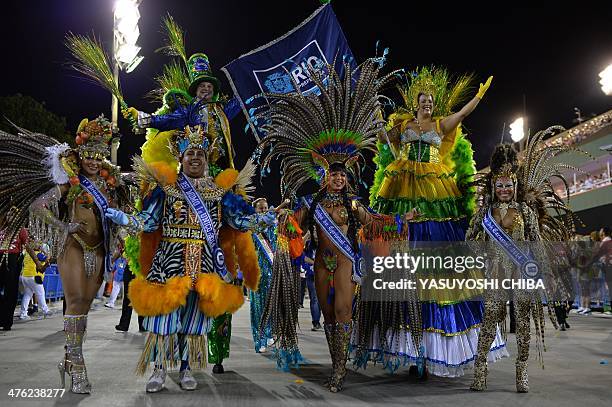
left=353, top=68, right=509, bottom=377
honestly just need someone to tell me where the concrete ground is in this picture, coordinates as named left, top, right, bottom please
left=0, top=299, right=610, bottom=407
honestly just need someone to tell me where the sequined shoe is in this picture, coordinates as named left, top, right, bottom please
left=516, top=360, right=529, bottom=393
left=58, top=356, right=91, bottom=394
left=179, top=369, right=198, bottom=391
left=67, top=361, right=91, bottom=394
left=145, top=368, right=166, bottom=393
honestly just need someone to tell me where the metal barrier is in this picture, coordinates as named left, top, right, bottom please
left=43, top=264, right=63, bottom=301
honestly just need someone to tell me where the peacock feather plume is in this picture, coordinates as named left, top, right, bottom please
left=259, top=58, right=399, bottom=196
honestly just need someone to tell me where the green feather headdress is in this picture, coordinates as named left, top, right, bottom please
left=156, top=13, right=188, bottom=64
left=147, top=14, right=191, bottom=103
left=398, top=66, right=475, bottom=117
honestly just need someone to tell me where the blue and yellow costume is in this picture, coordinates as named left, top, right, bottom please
left=124, top=32, right=247, bottom=373
left=119, top=124, right=268, bottom=376
left=355, top=68, right=508, bottom=377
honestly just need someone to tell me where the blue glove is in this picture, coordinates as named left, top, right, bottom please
left=105, top=208, right=129, bottom=226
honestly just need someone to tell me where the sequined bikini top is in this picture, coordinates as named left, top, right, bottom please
left=400, top=128, right=442, bottom=147
left=398, top=128, right=442, bottom=163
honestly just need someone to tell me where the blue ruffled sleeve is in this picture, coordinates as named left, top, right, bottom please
left=222, top=192, right=275, bottom=232
left=146, top=100, right=205, bottom=131
left=149, top=111, right=189, bottom=132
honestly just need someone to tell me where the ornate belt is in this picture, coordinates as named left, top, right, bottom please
left=162, top=224, right=206, bottom=243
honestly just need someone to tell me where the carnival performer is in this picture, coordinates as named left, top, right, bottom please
left=121, top=18, right=245, bottom=374
left=0, top=115, right=131, bottom=393
left=249, top=197, right=276, bottom=353
left=258, top=59, right=418, bottom=393
left=124, top=16, right=237, bottom=175
left=467, top=129, right=576, bottom=392
left=353, top=68, right=508, bottom=377
left=125, top=53, right=235, bottom=173
left=105, top=124, right=274, bottom=393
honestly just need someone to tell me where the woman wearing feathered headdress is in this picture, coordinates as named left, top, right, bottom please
left=0, top=115, right=132, bottom=394
left=257, top=58, right=418, bottom=393
left=467, top=128, right=577, bottom=393
left=354, top=68, right=509, bottom=377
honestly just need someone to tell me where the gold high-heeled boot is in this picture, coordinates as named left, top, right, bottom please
left=470, top=355, right=488, bottom=391
left=58, top=315, right=91, bottom=394
left=329, top=321, right=352, bottom=393
left=515, top=300, right=531, bottom=393
left=470, top=300, right=504, bottom=391
left=515, top=360, right=529, bottom=393
left=322, top=322, right=336, bottom=388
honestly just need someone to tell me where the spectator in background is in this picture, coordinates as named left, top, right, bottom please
left=554, top=302, right=571, bottom=330
left=115, top=254, right=144, bottom=332
left=576, top=233, right=599, bottom=315
left=19, top=241, right=51, bottom=320
left=105, top=254, right=127, bottom=309
left=0, top=208, right=42, bottom=331
left=302, top=244, right=321, bottom=331
left=593, top=227, right=612, bottom=315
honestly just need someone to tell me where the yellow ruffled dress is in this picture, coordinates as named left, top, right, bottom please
left=375, top=120, right=463, bottom=221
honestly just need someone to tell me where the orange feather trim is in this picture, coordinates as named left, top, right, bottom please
left=195, top=273, right=225, bottom=318
left=128, top=276, right=191, bottom=316
left=214, top=168, right=239, bottom=190
left=148, top=161, right=178, bottom=187
left=234, top=231, right=260, bottom=291
left=219, top=227, right=237, bottom=277
left=220, top=284, right=245, bottom=314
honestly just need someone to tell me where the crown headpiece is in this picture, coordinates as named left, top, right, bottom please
left=170, top=125, right=216, bottom=159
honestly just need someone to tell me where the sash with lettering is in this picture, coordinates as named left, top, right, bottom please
left=78, top=175, right=112, bottom=276
left=177, top=173, right=232, bottom=283
left=482, top=209, right=540, bottom=279
left=253, top=232, right=274, bottom=266
left=302, top=196, right=363, bottom=284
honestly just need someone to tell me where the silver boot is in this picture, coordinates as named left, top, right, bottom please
left=59, top=315, right=91, bottom=394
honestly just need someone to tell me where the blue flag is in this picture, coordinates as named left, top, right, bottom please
left=221, top=3, right=355, bottom=141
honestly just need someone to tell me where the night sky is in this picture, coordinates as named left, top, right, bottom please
left=1, top=1, right=611, bottom=203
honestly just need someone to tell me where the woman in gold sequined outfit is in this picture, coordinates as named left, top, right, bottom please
left=467, top=132, right=576, bottom=392
left=0, top=115, right=130, bottom=394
